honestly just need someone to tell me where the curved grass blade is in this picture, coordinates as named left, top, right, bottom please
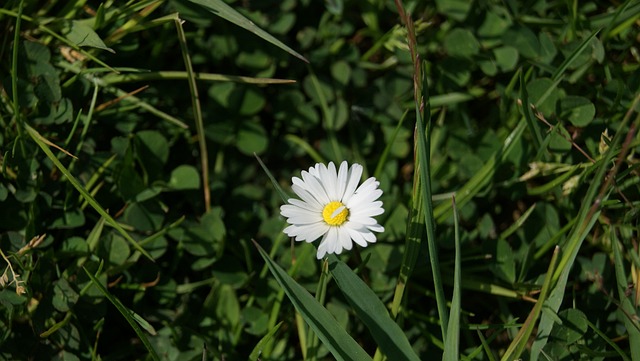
left=328, top=256, right=420, bottom=361
left=249, top=322, right=283, bottom=361
left=25, top=124, right=154, bottom=261
left=500, top=246, right=560, bottom=361
left=551, top=30, right=600, bottom=82
left=83, top=266, right=160, bottom=361
left=185, top=0, right=308, bottom=63
left=253, top=241, right=372, bottom=361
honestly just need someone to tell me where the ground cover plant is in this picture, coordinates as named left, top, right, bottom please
left=1, top=0, right=639, bottom=360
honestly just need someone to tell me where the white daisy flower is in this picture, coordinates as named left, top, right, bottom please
left=280, top=161, right=385, bottom=259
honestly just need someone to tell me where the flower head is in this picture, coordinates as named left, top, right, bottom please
left=280, top=161, right=385, bottom=259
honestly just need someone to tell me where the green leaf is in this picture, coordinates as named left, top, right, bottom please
left=502, top=25, right=540, bottom=59
left=168, top=165, right=201, bottom=190
left=560, top=96, right=595, bottom=127
left=52, top=278, right=79, bottom=313
left=236, top=122, right=268, bottom=155
left=63, top=20, right=114, bottom=53
left=444, top=28, right=480, bottom=57
left=327, top=256, right=421, bottom=361
left=526, top=77, right=561, bottom=116
left=253, top=241, right=372, bottom=361
left=548, top=309, right=588, bottom=345
left=185, top=0, right=307, bottom=63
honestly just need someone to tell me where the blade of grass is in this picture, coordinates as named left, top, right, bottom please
left=584, top=318, right=632, bottom=361
left=389, top=169, right=424, bottom=324
left=374, top=109, right=409, bottom=179
left=328, top=256, right=421, bottom=361
left=249, top=322, right=283, bottom=361
left=56, top=60, right=189, bottom=129
left=10, top=0, right=25, bottom=140
left=443, top=196, right=461, bottom=361
left=284, top=135, right=327, bottom=164
left=83, top=265, right=160, bottom=361
left=101, top=71, right=296, bottom=85
left=500, top=246, right=560, bottom=361
left=253, top=240, right=372, bottom=361
left=551, top=30, right=600, bottom=82
left=186, top=0, right=308, bottom=63
left=173, top=14, right=210, bottom=213
left=393, top=0, right=450, bottom=341
left=519, top=69, right=543, bottom=150
left=25, top=124, right=154, bottom=261
left=254, top=153, right=290, bottom=203
left=612, top=231, right=640, bottom=360
left=305, top=259, right=330, bottom=361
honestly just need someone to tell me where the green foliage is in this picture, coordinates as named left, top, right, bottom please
left=1, top=0, right=639, bottom=360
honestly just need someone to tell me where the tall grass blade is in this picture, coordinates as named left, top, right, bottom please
left=501, top=246, right=560, bottom=361
left=328, top=256, right=420, bottom=361
left=415, top=73, right=449, bottom=337
left=253, top=241, right=372, bottom=361
left=174, top=15, right=210, bottom=213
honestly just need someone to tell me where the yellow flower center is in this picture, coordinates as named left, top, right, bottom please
left=322, top=201, right=349, bottom=226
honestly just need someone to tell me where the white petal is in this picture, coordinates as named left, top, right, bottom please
left=338, top=227, right=353, bottom=251
left=336, top=161, right=348, bottom=201
left=367, top=224, right=385, bottom=233
left=292, top=184, right=323, bottom=209
left=280, top=204, right=319, bottom=219
left=287, top=198, right=322, bottom=212
left=350, top=203, right=384, bottom=217
left=285, top=223, right=329, bottom=243
left=349, top=215, right=378, bottom=226
left=341, top=163, right=363, bottom=203
left=288, top=214, right=324, bottom=224
left=323, top=162, right=339, bottom=200
left=301, top=170, right=331, bottom=205
left=308, top=164, right=320, bottom=177
left=361, top=230, right=377, bottom=244
left=345, top=226, right=369, bottom=247
left=316, top=242, right=328, bottom=259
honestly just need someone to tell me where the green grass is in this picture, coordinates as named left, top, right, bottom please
left=1, top=0, right=639, bottom=360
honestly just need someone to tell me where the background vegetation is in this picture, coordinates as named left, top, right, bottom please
left=1, top=0, right=639, bottom=360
